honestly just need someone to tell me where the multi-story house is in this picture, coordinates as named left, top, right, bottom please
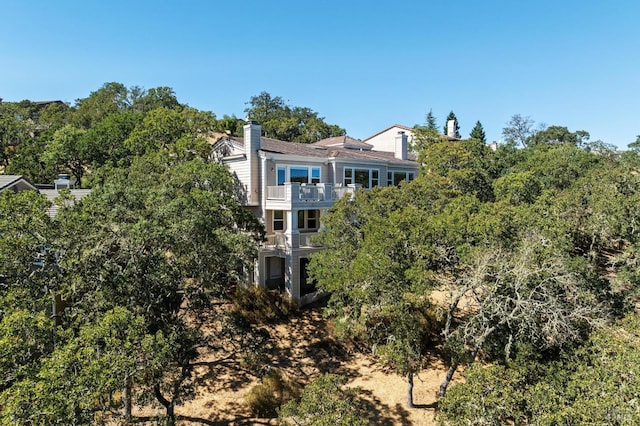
left=213, top=122, right=419, bottom=305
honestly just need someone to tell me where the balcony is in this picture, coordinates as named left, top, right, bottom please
left=266, top=182, right=360, bottom=205
left=264, top=231, right=323, bottom=250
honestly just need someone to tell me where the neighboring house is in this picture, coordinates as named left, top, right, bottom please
left=0, top=174, right=89, bottom=217
left=213, top=122, right=419, bottom=305
left=364, top=122, right=458, bottom=153
left=363, top=124, right=416, bottom=153
left=0, top=175, right=39, bottom=193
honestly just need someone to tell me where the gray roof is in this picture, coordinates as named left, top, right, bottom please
left=39, top=189, right=91, bottom=217
left=0, top=175, right=38, bottom=192
left=224, top=136, right=417, bottom=166
left=313, top=135, right=373, bottom=150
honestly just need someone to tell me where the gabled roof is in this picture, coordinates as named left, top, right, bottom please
left=313, top=135, right=373, bottom=150
left=363, top=124, right=459, bottom=142
left=0, top=175, right=38, bottom=193
left=362, top=124, right=414, bottom=142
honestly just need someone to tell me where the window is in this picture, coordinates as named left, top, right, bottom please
left=343, top=168, right=380, bottom=188
left=311, top=168, right=320, bottom=183
left=273, top=210, right=284, bottom=231
left=297, top=210, right=318, bottom=231
left=276, top=165, right=321, bottom=185
left=277, top=168, right=286, bottom=185
left=290, top=167, right=309, bottom=184
left=387, top=170, right=416, bottom=186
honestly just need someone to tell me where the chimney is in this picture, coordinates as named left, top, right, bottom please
left=447, top=119, right=456, bottom=138
left=243, top=120, right=261, bottom=154
left=395, top=131, right=408, bottom=160
left=243, top=121, right=261, bottom=204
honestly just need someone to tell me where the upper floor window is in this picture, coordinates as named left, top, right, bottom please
left=344, top=167, right=379, bottom=188
left=273, top=210, right=285, bottom=231
left=387, top=170, right=416, bottom=186
left=277, top=165, right=321, bottom=185
left=297, top=209, right=318, bottom=231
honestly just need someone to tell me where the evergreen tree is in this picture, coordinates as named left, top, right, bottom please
left=425, top=109, right=438, bottom=131
left=443, top=111, right=461, bottom=138
left=470, top=120, right=486, bottom=143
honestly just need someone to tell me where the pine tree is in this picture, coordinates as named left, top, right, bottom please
left=425, top=109, right=438, bottom=131
left=444, top=111, right=461, bottom=138
left=470, top=121, right=486, bottom=143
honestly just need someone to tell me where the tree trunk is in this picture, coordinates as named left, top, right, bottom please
left=154, top=383, right=175, bottom=425
left=122, top=375, right=132, bottom=422
left=407, top=371, right=415, bottom=408
left=438, top=363, right=458, bottom=397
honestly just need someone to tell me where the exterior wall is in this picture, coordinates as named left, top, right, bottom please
left=365, top=126, right=414, bottom=153
left=224, top=159, right=251, bottom=203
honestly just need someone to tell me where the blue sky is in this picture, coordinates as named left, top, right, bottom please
left=2, top=0, right=639, bottom=148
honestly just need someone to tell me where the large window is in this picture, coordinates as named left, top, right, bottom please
left=387, top=170, right=416, bottom=186
left=277, top=165, right=321, bottom=185
left=343, top=167, right=379, bottom=188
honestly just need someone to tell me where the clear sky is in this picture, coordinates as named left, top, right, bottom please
left=1, top=0, right=639, bottom=148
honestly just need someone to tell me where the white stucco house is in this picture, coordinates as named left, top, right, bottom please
left=212, top=122, right=420, bottom=305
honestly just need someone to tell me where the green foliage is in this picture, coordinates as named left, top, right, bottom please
left=469, top=120, right=486, bottom=143
left=492, top=170, right=541, bottom=205
left=438, top=313, right=640, bottom=425
left=419, top=138, right=493, bottom=201
left=245, top=369, right=300, bottom=417
left=1, top=307, right=169, bottom=425
left=501, top=114, right=535, bottom=147
left=528, top=125, right=590, bottom=147
left=278, top=373, right=367, bottom=426
left=42, top=124, right=88, bottom=185
left=0, top=190, right=58, bottom=312
left=244, top=91, right=345, bottom=143
left=514, top=142, right=601, bottom=191
left=425, top=109, right=438, bottom=130
left=124, top=107, right=215, bottom=158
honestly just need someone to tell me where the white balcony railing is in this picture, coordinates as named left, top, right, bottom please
left=266, top=183, right=360, bottom=203
left=267, top=186, right=286, bottom=200
left=265, top=232, right=287, bottom=248
left=265, top=232, right=323, bottom=249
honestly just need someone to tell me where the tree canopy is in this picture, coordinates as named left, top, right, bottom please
left=309, top=120, right=638, bottom=411
left=244, top=91, right=345, bottom=143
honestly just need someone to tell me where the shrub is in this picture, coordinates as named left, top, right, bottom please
left=245, top=369, right=300, bottom=417
left=233, top=285, right=297, bottom=324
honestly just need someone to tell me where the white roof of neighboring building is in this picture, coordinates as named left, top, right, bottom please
left=39, top=189, right=91, bottom=217
left=0, top=175, right=38, bottom=193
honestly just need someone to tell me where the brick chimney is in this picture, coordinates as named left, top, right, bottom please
left=395, top=131, right=408, bottom=160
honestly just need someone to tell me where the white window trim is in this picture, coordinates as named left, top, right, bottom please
left=276, top=165, right=322, bottom=185
left=343, top=167, right=380, bottom=188
left=387, top=170, right=416, bottom=186
left=297, top=209, right=318, bottom=231
left=273, top=210, right=285, bottom=231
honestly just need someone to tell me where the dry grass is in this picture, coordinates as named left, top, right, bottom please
left=133, top=303, right=451, bottom=425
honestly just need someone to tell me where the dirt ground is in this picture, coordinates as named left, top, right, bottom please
left=134, top=305, right=450, bottom=425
